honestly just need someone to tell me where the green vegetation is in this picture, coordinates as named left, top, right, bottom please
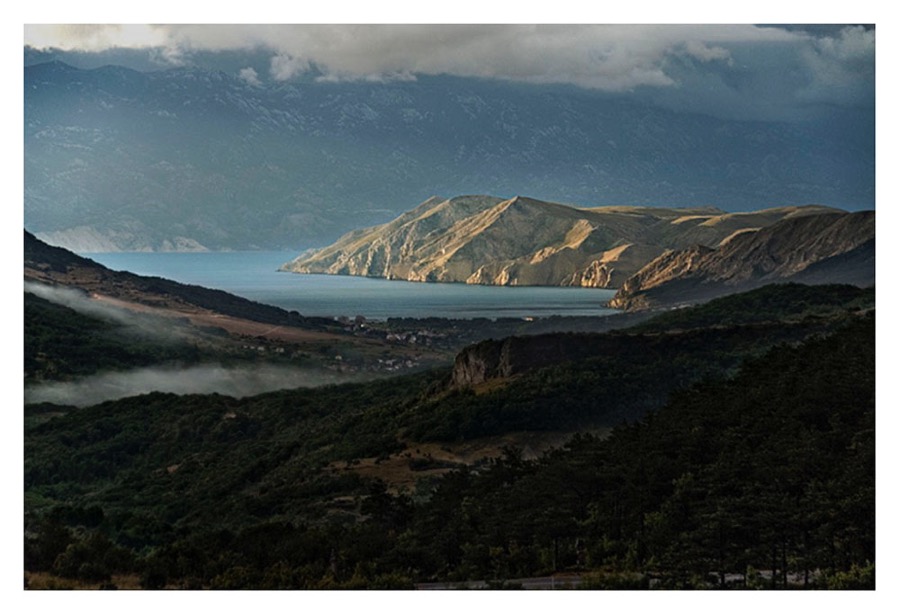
left=415, top=319, right=845, bottom=442
left=23, top=284, right=875, bottom=589
left=629, top=283, right=874, bottom=333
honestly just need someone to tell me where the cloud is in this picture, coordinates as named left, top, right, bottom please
left=269, top=53, right=310, bottom=81
left=238, top=66, right=261, bottom=86
left=26, top=281, right=138, bottom=325
left=682, top=41, right=732, bottom=63
left=23, top=24, right=801, bottom=90
left=796, top=25, right=876, bottom=105
left=23, top=24, right=874, bottom=118
left=24, top=24, right=169, bottom=52
left=813, top=24, right=875, bottom=61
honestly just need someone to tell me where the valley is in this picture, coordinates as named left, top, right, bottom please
left=24, top=230, right=648, bottom=400
left=23, top=230, right=875, bottom=589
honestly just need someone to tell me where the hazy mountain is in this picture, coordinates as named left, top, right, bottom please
left=609, top=211, right=875, bottom=310
left=282, top=195, right=843, bottom=288
left=25, top=61, right=874, bottom=252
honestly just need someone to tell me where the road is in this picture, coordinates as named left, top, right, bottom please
left=416, top=574, right=583, bottom=590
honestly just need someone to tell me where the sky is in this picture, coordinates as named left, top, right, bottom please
left=22, top=23, right=875, bottom=122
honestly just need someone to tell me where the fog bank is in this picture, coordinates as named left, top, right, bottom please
left=25, top=281, right=189, bottom=342
left=24, top=363, right=371, bottom=407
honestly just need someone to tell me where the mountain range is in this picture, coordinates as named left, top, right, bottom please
left=25, top=61, right=874, bottom=252
left=283, top=195, right=874, bottom=308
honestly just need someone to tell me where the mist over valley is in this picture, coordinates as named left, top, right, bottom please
left=24, top=363, right=373, bottom=407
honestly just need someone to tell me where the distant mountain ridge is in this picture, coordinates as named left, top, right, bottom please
left=282, top=195, right=846, bottom=290
left=25, top=61, right=874, bottom=252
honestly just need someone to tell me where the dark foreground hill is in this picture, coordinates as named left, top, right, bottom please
left=24, top=283, right=874, bottom=589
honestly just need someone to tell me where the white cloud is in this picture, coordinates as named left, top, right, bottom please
left=26, top=24, right=875, bottom=109
left=682, top=41, right=732, bottom=63
left=24, top=363, right=369, bottom=407
left=814, top=25, right=875, bottom=62
left=238, top=66, right=262, bottom=86
left=270, top=53, right=310, bottom=81
left=796, top=25, right=876, bottom=105
left=24, top=24, right=168, bottom=52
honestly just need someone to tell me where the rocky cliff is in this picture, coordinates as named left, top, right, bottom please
left=609, top=211, right=875, bottom=310
left=283, top=195, right=840, bottom=289
left=451, top=333, right=623, bottom=387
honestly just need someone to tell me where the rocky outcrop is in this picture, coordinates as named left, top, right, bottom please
left=451, top=332, right=630, bottom=387
left=608, top=245, right=715, bottom=311
left=451, top=339, right=506, bottom=387
left=283, top=195, right=840, bottom=289
left=609, top=211, right=875, bottom=310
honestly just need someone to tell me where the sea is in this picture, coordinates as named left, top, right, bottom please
left=83, top=251, right=619, bottom=321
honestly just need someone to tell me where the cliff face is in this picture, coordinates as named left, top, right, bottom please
left=452, top=339, right=506, bottom=388
left=283, top=195, right=840, bottom=289
left=610, top=245, right=715, bottom=310
left=451, top=333, right=632, bottom=387
left=609, top=211, right=875, bottom=310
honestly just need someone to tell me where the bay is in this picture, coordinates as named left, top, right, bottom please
left=83, top=251, right=619, bottom=321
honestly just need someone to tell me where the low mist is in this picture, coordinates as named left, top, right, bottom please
left=25, top=281, right=190, bottom=342
left=24, top=363, right=373, bottom=407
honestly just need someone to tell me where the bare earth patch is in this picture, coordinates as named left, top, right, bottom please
left=327, top=429, right=611, bottom=493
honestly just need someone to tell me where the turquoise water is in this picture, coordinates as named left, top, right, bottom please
left=84, top=251, right=619, bottom=321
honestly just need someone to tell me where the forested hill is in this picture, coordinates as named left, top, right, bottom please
left=450, top=283, right=874, bottom=390
left=24, top=284, right=874, bottom=589
left=405, top=313, right=874, bottom=589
